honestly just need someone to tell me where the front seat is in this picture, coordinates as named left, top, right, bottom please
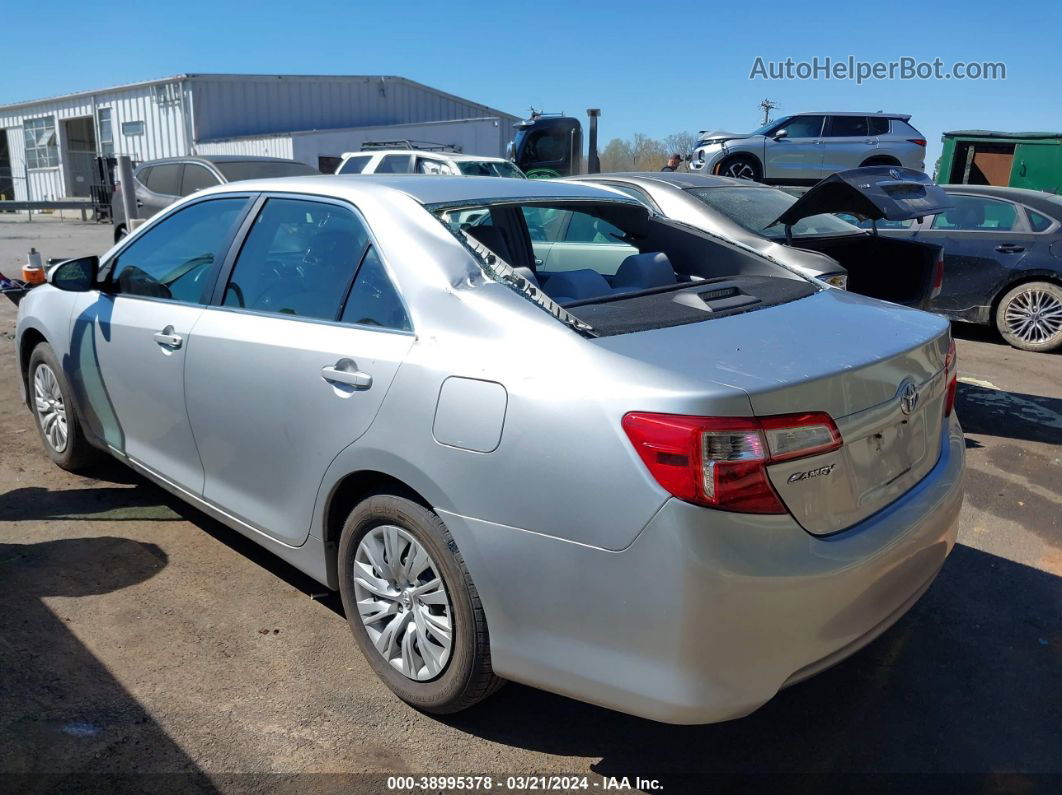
left=465, top=225, right=515, bottom=264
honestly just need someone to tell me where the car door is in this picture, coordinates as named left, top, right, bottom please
left=183, top=195, right=414, bottom=545
left=68, top=195, right=252, bottom=491
left=821, top=116, right=874, bottom=174
left=907, top=194, right=1037, bottom=315
left=762, top=115, right=825, bottom=181
left=535, top=208, right=638, bottom=274
left=137, top=162, right=184, bottom=218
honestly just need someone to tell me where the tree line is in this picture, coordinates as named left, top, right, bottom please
left=598, top=131, right=698, bottom=172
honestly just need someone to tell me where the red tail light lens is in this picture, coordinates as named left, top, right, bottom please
left=944, top=339, right=958, bottom=417
left=908, top=138, right=927, bottom=147
left=932, top=252, right=945, bottom=297
left=622, top=411, right=842, bottom=514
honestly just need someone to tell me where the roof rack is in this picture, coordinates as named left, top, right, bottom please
left=359, top=139, right=463, bottom=153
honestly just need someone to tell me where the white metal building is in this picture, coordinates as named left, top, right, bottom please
left=0, top=74, right=519, bottom=202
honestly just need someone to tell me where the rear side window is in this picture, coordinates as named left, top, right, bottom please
left=827, top=116, right=869, bottom=137
left=931, top=195, right=1018, bottom=231
left=339, top=247, right=411, bottom=331
left=375, top=155, right=412, bottom=174
left=109, top=198, right=247, bottom=302
left=416, top=157, right=453, bottom=175
left=1027, top=209, right=1055, bottom=232
left=145, top=164, right=181, bottom=195
left=891, top=120, right=924, bottom=138
left=222, top=198, right=369, bottom=320
left=180, top=164, right=220, bottom=196
left=338, top=155, right=372, bottom=174
left=867, top=117, right=891, bottom=136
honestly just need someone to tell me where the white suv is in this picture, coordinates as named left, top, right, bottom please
left=336, top=146, right=525, bottom=178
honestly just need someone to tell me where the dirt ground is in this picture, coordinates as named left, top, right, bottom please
left=1, top=216, right=1060, bottom=792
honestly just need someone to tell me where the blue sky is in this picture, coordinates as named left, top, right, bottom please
left=4, top=0, right=1059, bottom=172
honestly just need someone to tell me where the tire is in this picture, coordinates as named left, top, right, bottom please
left=338, top=494, right=504, bottom=714
left=994, top=281, right=1062, bottom=352
left=718, top=155, right=762, bottom=182
left=28, top=342, right=101, bottom=471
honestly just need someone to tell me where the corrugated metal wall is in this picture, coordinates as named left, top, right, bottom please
left=190, top=75, right=517, bottom=142
left=0, top=80, right=190, bottom=201
left=195, top=134, right=294, bottom=159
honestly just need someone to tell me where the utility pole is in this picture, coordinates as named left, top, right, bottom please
left=759, top=99, right=779, bottom=126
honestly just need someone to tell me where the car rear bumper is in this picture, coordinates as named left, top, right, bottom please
left=441, top=414, right=965, bottom=724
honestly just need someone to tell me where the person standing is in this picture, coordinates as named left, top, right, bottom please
left=660, top=154, right=682, bottom=172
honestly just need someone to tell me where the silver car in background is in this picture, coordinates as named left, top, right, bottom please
left=17, top=175, right=964, bottom=724
left=690, top=112, right=928, bottom=184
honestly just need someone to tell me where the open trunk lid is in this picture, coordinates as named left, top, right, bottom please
left=597, top=289, right=952, bottom=534
left=771, top=166, right=953, bottom=229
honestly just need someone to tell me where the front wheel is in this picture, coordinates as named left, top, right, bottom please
left=995, top=281, right=1062, bottom=352
left=338, top=494, right=504, bottom=714
left=28, top=342, right=101, bottom=470
left=718, top=155, right=762, bottom=182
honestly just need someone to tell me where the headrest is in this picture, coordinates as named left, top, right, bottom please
left=612, top=252, right=677, bottom=289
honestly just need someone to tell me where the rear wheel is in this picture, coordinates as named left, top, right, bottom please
left=995, top=281, right=1062, bottom=352
left=338, top=494, right=504, bottom=714
left=28, top=343, right=100, bottom=471
left=718, top=155, right=762, bottom=182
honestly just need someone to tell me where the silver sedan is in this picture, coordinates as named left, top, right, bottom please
left=16, top=175, right=964, bottom=723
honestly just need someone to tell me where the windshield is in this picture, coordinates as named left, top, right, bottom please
left=687, top=186, right=862, bottom=238
left=215, top=161, right=319, bottom=181
left=457, top=160, right=526, bottom=178
left=750, top=115, right=792, bottom=137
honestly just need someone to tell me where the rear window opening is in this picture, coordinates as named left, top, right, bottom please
left=434, top=200, right=818, bottom=336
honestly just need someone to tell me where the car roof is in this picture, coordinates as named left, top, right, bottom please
left=939, top=184, right=1062, bottom=216
left=340, top=151, right=509, bottom=163
left=797, top=111, right=910, bottom=118
left=197, top=174, right=639, bottom=206
left=136, top=155, right=302, bottom=168
left=568, top=172, right=763, bottom=189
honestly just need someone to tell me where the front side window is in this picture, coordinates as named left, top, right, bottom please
left=688, top=186, right=862, bottom=238
left=109, top=198, right=247, bottom=302
left=223, top=198, right=369, bottom=320
left=375, top=155, right=412, bottom=174
left=339, top=247, right=411, bottom=330
left=338, top=155, right=372, bottom=175
left=931, top=196, right=1018, bottom=231
left=97, top=108, right=114, bottom=156
left=24, top=116, right=58, bottom=169
left=780, top=115, right=825, bottom=139
left=827, top=116, right=869, bottom=137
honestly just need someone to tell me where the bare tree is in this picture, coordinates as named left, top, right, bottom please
left=599, top=138, right=634, bottom=173
left=631, top=133, right=666, bottom=170
left=663, top=131, right=698, bottom=166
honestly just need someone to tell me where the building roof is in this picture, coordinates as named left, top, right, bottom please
left=0, top=74, right=517, bottom=122
left=943, top=130, right=1062, bottom=140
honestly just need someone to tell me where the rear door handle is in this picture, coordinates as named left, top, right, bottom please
left=153, top=327, right=182, bottom=349
left=322, top=362, right=372, bottom=389
left=995, top=244, right=1025, bottom=253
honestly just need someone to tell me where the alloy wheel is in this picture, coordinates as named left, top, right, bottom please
left=722, top=161, right=757, bottom=180
left=33, top=363, right=68, bottom=453
left=1003, top=288, right=1062, bottom=345
left=353, top=525, right=453, bottom=681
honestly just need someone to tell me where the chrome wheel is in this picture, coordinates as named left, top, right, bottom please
left=1003, top=287, right=1062, bottom=344
left=33, top=363, right=68, bottom=453
left=353, top=525, right=453, bottom=681
left=722, top=159, right=757, bottom=180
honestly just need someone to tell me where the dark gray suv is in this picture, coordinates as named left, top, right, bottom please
left=111, top=155, right=319, bottom=242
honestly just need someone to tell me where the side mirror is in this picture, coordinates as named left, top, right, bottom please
left=773, top=129, right=789, bottom=140
left=48, top=256, right=99, bottom=292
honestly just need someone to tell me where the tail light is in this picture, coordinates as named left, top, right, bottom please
left=944, top=338, right=958, bottom=417
left=908, top=138, right=927, bottom=147
left=932, top=252, right=945, bottom=298
left=622, top=411, right=842, bottom=514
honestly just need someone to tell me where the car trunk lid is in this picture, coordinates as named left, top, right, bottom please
left=596, top=289, right=952, bottom=534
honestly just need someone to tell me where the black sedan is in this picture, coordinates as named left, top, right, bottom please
left=870, top=185, right=1062, bottom=352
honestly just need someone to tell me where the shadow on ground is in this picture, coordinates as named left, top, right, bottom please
left=956, top=382, right=1062, bottom=446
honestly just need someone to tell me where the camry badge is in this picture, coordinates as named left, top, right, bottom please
left=787, top=463, right=835, bottom=484
left=899, top=381, right=919, bottom=415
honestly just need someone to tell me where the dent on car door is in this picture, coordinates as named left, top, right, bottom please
left=68, top=196, right=251, bottom=490
left=183, top=196, right=414, bottom=546
left=920, top=195, right=1036, bottom=316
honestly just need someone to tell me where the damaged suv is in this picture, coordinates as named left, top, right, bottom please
left=17, top=175, right=964, bottom=724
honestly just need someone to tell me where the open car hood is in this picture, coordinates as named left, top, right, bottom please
left=771, top=166, right=953, bottom=228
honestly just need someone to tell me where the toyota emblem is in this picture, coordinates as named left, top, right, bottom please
left=899, top=382, right=919, bottom=415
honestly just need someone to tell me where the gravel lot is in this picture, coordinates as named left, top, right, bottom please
left=1, top=216, right=1059, bottom=792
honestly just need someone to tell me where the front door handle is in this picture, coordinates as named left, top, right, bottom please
left=322, top=361, right=372, bottom=389
left=995, top=244, right=1025, bottom=253
left=153, top=326, right=182, bottom=349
